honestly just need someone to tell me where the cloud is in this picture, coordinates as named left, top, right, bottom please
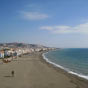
left=21, top=12, right=49, bottom=20
left=40, top=23, right=88, bottom=34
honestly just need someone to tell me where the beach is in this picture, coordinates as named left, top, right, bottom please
left=0, top=52, right=88, bottom=88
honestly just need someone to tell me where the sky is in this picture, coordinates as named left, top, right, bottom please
left=0, top=0, right=88, bottom=48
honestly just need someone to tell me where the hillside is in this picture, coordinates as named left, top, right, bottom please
left=0, top=43, right=48, bottom=49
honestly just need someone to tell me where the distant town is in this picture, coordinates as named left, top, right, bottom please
left=0, top=43, right=56, bottom=63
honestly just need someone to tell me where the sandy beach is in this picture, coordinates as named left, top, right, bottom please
left=0, top=52, right=88, bottom=88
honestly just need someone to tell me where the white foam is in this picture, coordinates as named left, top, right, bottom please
left=42, top=52, right=88, bottom=80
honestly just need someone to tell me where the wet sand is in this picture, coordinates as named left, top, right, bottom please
left=0, top=52, right=88, bottom=88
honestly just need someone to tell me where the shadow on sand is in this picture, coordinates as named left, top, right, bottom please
left=4, top=75, right=13, bottom=77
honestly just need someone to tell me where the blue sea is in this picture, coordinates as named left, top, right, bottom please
left=43, top=48, right=88, bottom=80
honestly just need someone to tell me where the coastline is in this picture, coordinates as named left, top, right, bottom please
left=0, top=51, right=88, bottom=88
left=41, top=51, right=88, bottom=88
left=42, top=51, right=88, bottom=80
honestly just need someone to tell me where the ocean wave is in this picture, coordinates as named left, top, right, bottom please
left=42, top=52, right=88, bottom=80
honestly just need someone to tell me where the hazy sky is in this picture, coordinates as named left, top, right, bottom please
left=0, top=0, right=88, bottom=48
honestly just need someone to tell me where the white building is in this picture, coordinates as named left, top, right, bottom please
left=16, top=49, right=22, bottom=56
left=4, top=50, right=13, bottom=57
left=0, top=51, right=4, bottom=58
left=35, top=48, right=42, bottom=52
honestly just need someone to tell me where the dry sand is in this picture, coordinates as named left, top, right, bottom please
left=0, top=52, right=88, bottom=88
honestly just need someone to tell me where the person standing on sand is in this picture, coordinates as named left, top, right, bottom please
left=11, top=70, right=15, bottom=77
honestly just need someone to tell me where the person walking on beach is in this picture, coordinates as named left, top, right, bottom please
left=11, top=70, right=15, bottom=77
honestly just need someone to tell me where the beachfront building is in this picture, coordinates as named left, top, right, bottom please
left=28, top=48, right=35, bottom=53
left=4, top=50, right=14, bottom=57
left=21, top=48, right=35, bottom=54
left=15, top=49, right=23, bottom=56
left=34, top=48, right=42, bottom=52
left=0, top=51, right=4, bottom=58
left=13, top=51, right=17, bottom=57
left=0, top=47, right=51, bottom=59
left=42, top=48, right=48, bottom=51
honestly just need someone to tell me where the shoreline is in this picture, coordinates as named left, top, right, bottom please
left=0, top=51, right=88, bottom=88
left=40, top=51, right=88, bottom=88
left=42, top=51, right=88, bottom=80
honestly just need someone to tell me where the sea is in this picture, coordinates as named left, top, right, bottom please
left=43, top=48, right=88, bottom=80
